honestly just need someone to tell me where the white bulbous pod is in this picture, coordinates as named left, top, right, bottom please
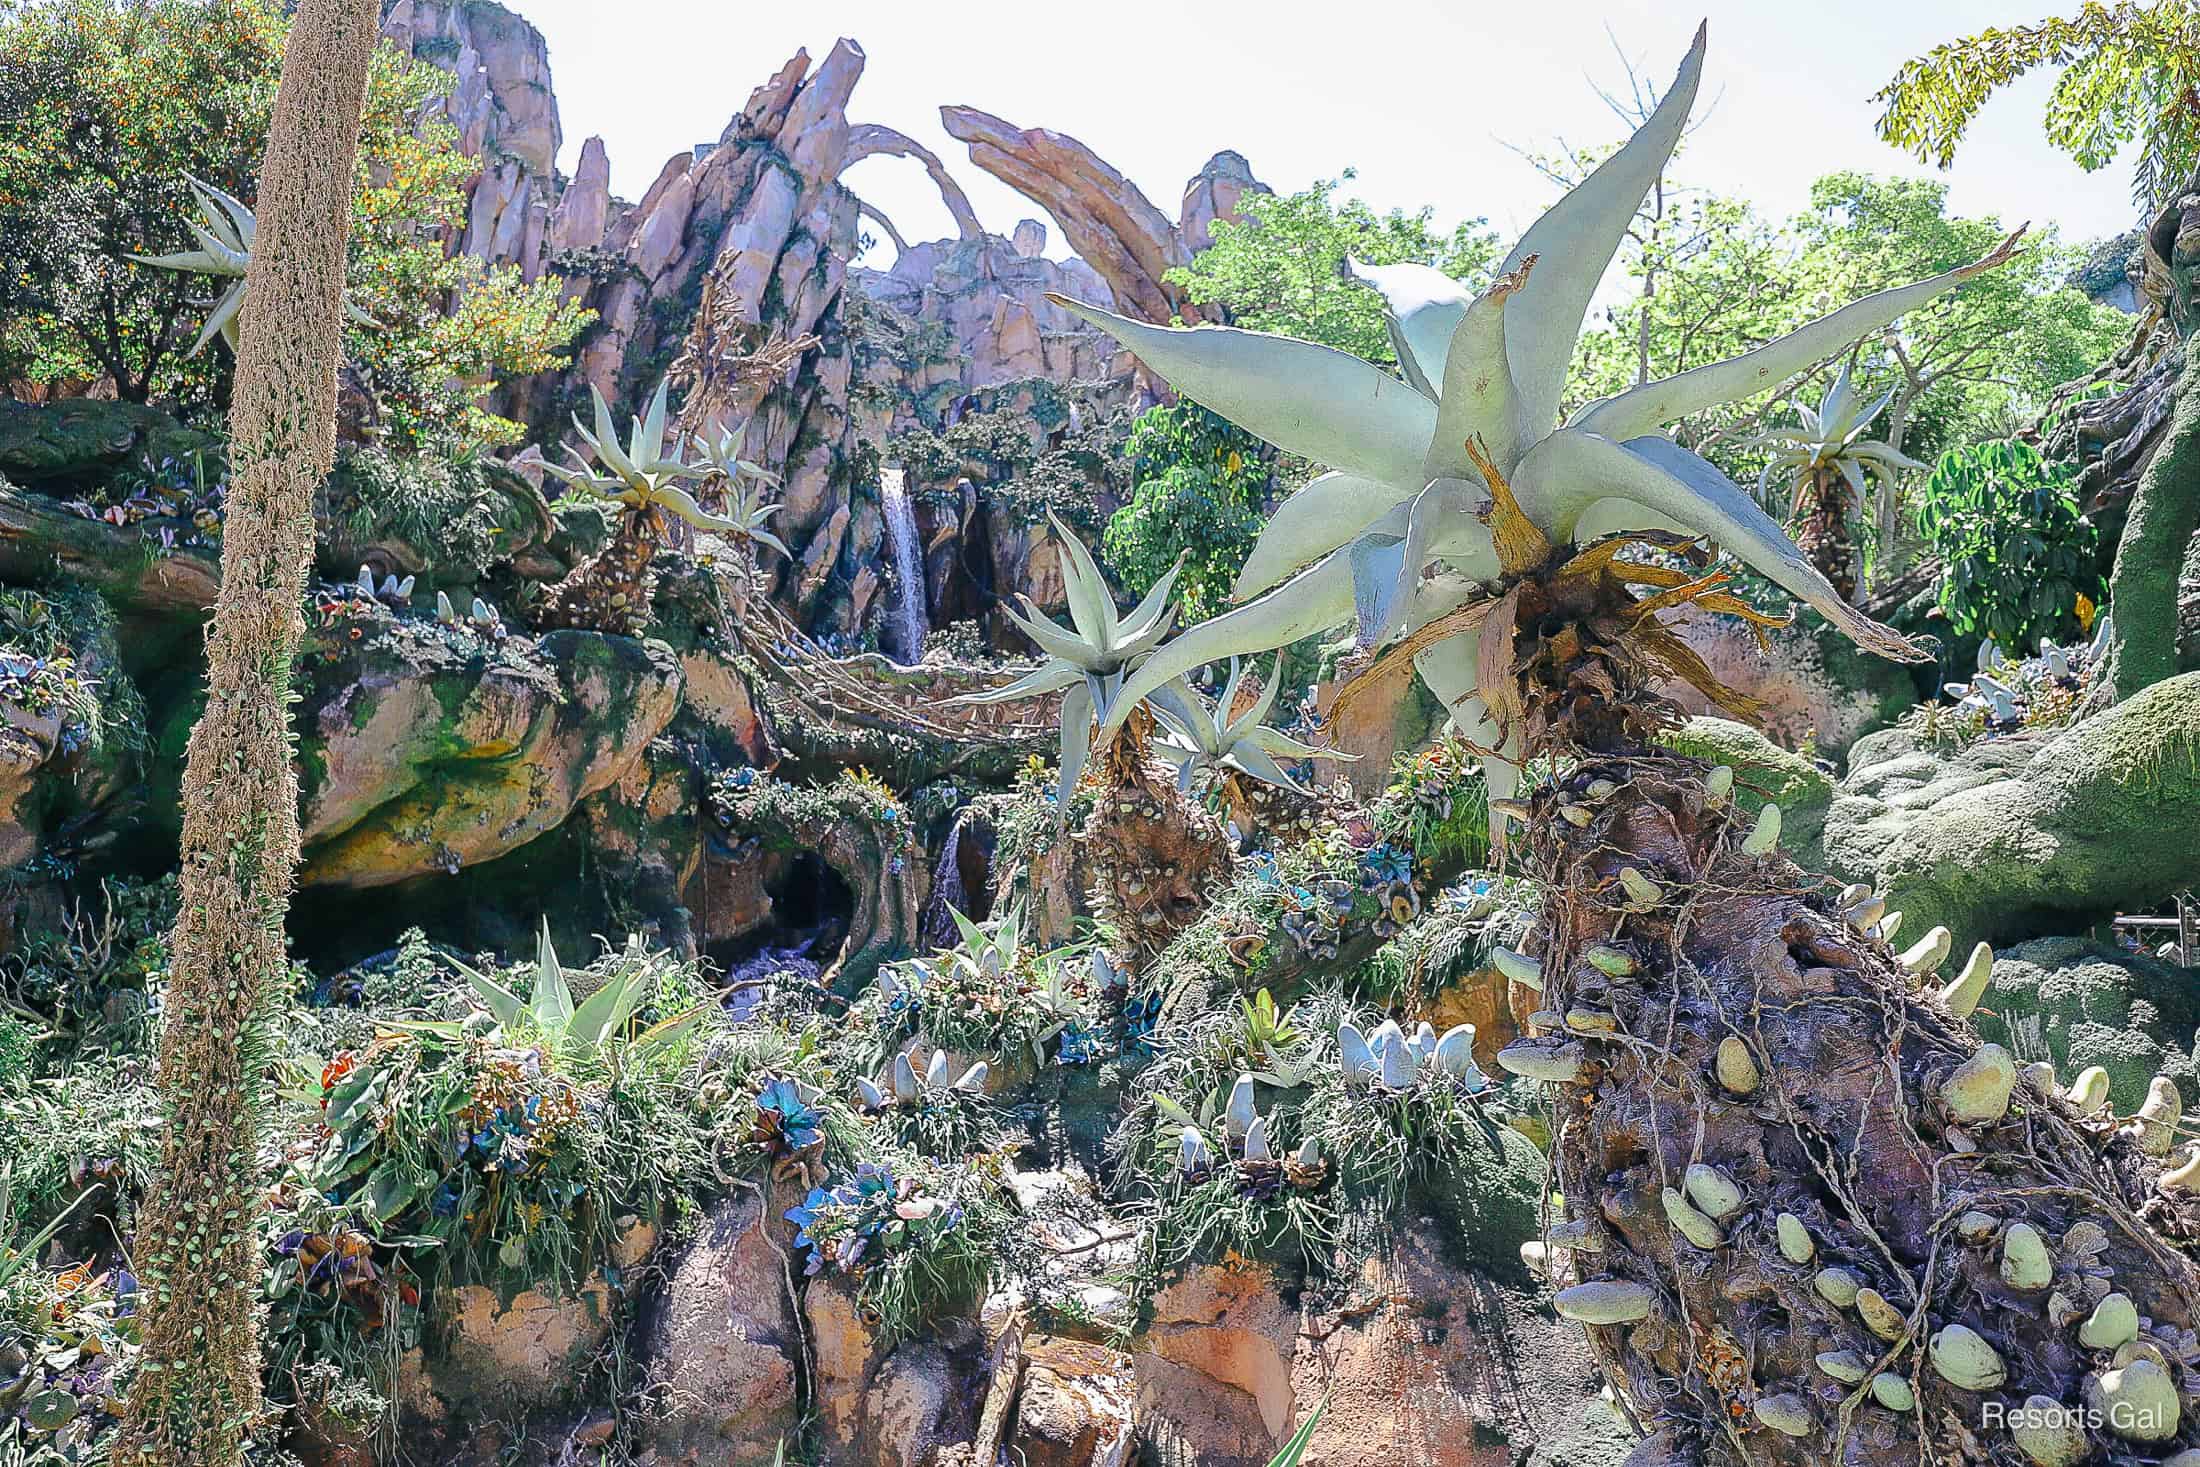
left=924, top=1049, right=950, bottom=1089
left=1714, top=1036, right=1760, bottom=1096
left=1683, top=1163, right=1743, bottom=1220
left=953, top=1061, right=990, bottom=1094
left=1940, top=941, right=1995, bottom=1017
left=1776, top=1213, right=1814, bottom=1264
left=1432, top=1024, right=1479, bottom=1077
left=1999, top=1222, right=2052, bottom=1290
left=1940, top=1044, right=2016, bottom=1125
left=1856, top=1287, right=1906, bottom=1342
left=1752, top=1394, right=1811, bottom=1437
left=1338, top=1023, right=1378, bottom=1086
left=2079, top=1292, right=2139, bottom=1350
left=2133, top=1076, right=2183, bottom=1156
left=1870, top=1373, right=1915, bottom=1411
left=1662, top=1187, right=1725, bottom=1250
left=1413, top=1021, right=1438, bottom=1059
left=1898, top=925, right=1953, bottom=975
left=2065, top=1065, right=2113, bottom=1116
left=2010, top=1393, right=2090, bottom=1467
left=1497, top=1038, right=1586, bottom=1083
left=2087, top=1358, right=2180, bottom=1442
left=1813, top=1268, right=1861, bottom=1306
left=1379, top=1030, right=1420, bottom=1089
left=1740, top=802, right=1781, bottom=856
left=1491, top=945, right=1544, bottom=991
left=1180, top=1126, right=1213, bottom=1176
left=1224, top=1073, right=1258, bottom=1142
left=1241, top=1114, right=1273, bottom=1161
left=2161, top=1148, right=2200, bottom=1195
left=1703, top=765, right=1734, bottom=807
left=855, top=1076, right=887, bottom=1111
left=1294, top=1135, right=1320, bottom=1168
left=1815, top=1350, right=1866, bottom=1383
left=892, top=1052, right=921, bottom=1105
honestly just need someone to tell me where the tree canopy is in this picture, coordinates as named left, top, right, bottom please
left=0, top=0, right=588, bottom=449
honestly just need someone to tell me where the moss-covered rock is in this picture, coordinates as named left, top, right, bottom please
left=296, top=615, right=682, bottom=887
left=0, top=398, right=219, bottom=491
left=1822, top=672, right=2200, bottom=955
left=1657, top=715, right=1834, bottom=868
left=1973, top=936, right=2200, bottom=1114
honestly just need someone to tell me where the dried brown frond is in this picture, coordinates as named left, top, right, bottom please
left=1330, top=596, right=1500, bottom=721
left=1464, top=436, right=1553, bottom=577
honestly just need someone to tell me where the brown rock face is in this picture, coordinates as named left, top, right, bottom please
left=805, top=1275, right=986, bottom=1467
left=634, top=1189, right=804, bottom=1464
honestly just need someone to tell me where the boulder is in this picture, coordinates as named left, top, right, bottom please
left=805, top=1274, right=986, bottom=1467
left=634, top=1188, right=803, bottom=1464
left=298, top=621, right=682, bottom=886
left=0, top=397, right=217, bottom=491
left=1013, top=1338, right=1135, bottom=1467
left=1823, top=673, right=2200, bottom=954
left=1974, top=936, right=2200, bottom=1114
left=1134, top=1261, right=1298, bottom=1464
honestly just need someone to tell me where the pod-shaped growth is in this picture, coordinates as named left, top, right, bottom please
left=2065, top=1066, right=2112, bottom=1116
left=1814, top=1267, right=1861, bottom=1306
left=2079, top=1292, right=2140, bottom=1351
left=1491, top=946, right=1544, bottom=991
left=1999, top=1222, right=2052, bottom=1290
left=1898, top=925, right=1953, bottom=975
left=1497, top=1038, right=1586, bottom=1083
left=1241, top=1114, right=1272, bottom=1161
left=1683, top=1163, right=1744, bottom=1220
left=1552, top=1279, right=1653, bottom=1325
left=1777, top=1212, right=1815, bottom=1264
left=1753, top=1393, right=1812, bottom=1438
left=1618, top=866, right=1663, bottom=908
left=1876, top=910, right=1905, bottom=944
left=1378, top=1030, right=1420, bottom=1089
left=953, top=1061, right=990, bottom=1093
left=1940, top=941, right=1995, bottom=1018
left=1338, top=1023, right=1378, bottom=1084
left=1224, top=1073, right=1257, bottom=1141
left=1741, top=801, right=1781, bottom=856
left=1930, top=1323, right=2007, bottom=1390
left=2134, top=1075, right=2183, bottom=1156
left=1940, top=1044, right=2017, bottom=1125
left=2010, top=1393, right=2091, bottom=1466
left=1815, top=1349, right=1867, bottom=1383
left=1856, top=1287, right=1907, bottom=1342
left=2086, top=1358, right=2180, bottom=1442
left=1662, top=1187, right=1726, bottom=1250
left=1584, top=944, right=1636, bottom=978
left=1704, top=765, right=1734, bottom=806
left=892, top=1052, right=922, bottom=1105
left=2162, top=1148, right=2200, bottom=1195
left=1715, top=1035, right=1760, bottom=1096
left=1871, top=1373, right=1916, bottom=1411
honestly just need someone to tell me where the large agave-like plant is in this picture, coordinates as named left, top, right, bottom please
left=1048, top=29, right=2200, bottom=1467
left=128, top=174, right=373, bottom=356
left=961, top=513, right=1225, bottom=963
left=692, top=421, right=791, bottom=560
left=537, top=379, right=754, bottom=635
left=1741, top=363, right=1924, bottom=600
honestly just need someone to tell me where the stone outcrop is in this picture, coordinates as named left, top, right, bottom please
left=297, top=622, right=682, bottom=887
left=1822, top=672, right=2200, bottom=954
left=380, top=0, right=562, bottom=278
left=939, top=112, right=1263, bottom=339
left=1974, top=936, right=2200, bottom=1114
left=635, top=1189, right=804, bottom=1464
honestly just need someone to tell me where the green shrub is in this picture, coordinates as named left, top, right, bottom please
left=1104, top=401, right=1270, bottom=622
left=1913, top=439, right=2102, bottom=650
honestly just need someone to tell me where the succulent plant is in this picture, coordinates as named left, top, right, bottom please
left=542, top=380, right=725, bottom=526
left=1047, top=24, right=2018, bottom=816
left=956, top=510, right=1181, bottom=805
left=1739, top=364, right=1924, bottom=597
left=127, top=175, right=373, bottom=356
left=1148, top=657, right=1341, bottom=794
left=691, top=420, right=791, bottom=560
left=354, top=564, right=414, bottom=607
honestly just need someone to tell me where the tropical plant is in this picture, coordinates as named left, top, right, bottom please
left=536, top=379, right=739, bottom=635
left=960, top=517, right=1228, bottom=964
left=113, top=1, right=382, bottom=1462
left=1739, top=364, right=1923, bottom=599
left=126, top=174, right=376, bottom=357
left=691, top=420, right=791, bottom=560
left=1166, top=172, right=1500, bottom=365
left=443, top=923, right=703, bottom=1063
left=1148, top=658, right=1336, bottom=796
left=1913, top=438, right=2104, bottom=653
left=1103, top=400, right=1272, bottom=622
left=1875, top=1, right=2200, bottom=207
left=1047, top=28, right=2200, bottom=1463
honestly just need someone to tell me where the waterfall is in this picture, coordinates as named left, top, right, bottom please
left=880, top=465, right=929, bottom=663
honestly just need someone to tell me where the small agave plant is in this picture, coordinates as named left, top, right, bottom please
left=127, top=174, right=374, bottom=356
left=691, top=420, right=792, bottom=569
left=960, top=515, right=1225, bottom=963
left=1740, top=363, right=1924, bottom=600
left=1034, top=30, right=2195, bottom=1463
left=1149, top=657, right=1341, bottom=797
left=536, top=379, right=760, bottom=636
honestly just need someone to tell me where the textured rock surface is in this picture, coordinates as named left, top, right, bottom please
left=298, top=624, right=682, bottom=886
left=1822, top=672, right=2200, bottom=952
left=1657, top=715, right=1835, bottom=870
left=1974, top=936, right=2200, bottom=1113
left=806, top=1275, right=985, bottom=1467
left=634, top=1188, right=803, bottom=1464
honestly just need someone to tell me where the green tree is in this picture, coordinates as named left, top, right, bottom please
left=0, top=0, right=587, bottom=447
left=1875, top=1, right=2200, bottom=207
left=1165, top=172, right=1499, bottom=364
left=1103, top=401, right=1270, bottom=622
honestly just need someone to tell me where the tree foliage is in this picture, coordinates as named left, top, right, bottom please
left=1874, top=1, right=2200, bottom=207
left=1164, top=172, right=1499, bottom=363
left=1914, top=438, right=2103, bottom=651
left=0, top=0, right=588, bottom=448
left=1103, top=401, right=1270, bottom=623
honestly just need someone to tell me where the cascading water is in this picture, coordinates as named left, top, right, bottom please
left=880, top=465, right=929, bottom=663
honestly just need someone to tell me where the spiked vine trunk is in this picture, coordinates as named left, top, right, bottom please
left=1084, top=707, right=1230, bottom=970
left=1516, top=621, right=2200, bottom=1465
left=111, top=1, right=380, bottom=1462
left=536, top=503, right=664, bottom=635
left=1791, top=460, right=1859, bottom=603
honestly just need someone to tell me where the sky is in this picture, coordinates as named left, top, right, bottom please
left=502, top=0, right=2141, bottom=271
